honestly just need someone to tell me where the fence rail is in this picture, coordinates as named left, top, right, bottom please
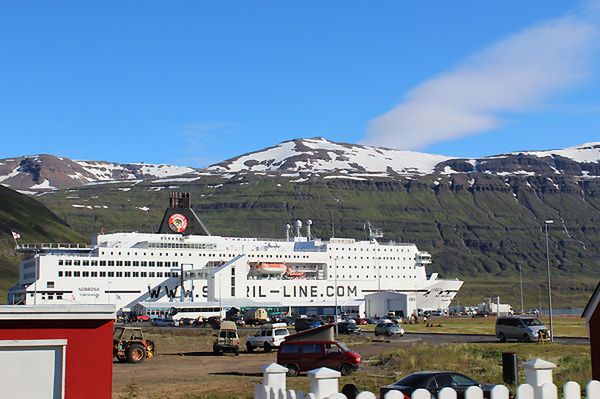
left=253, top=360, right=600, bottom=399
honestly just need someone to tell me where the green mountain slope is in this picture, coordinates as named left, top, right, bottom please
left=0, top=185, right=85, bottom=301
left=35, top=173, right=600, bottom=308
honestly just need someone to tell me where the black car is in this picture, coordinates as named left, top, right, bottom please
left=337, top=322, right=361, bottom=335
left=380, top=371, right=495, bottom=399
left=294, top=318, right=322, bottom=332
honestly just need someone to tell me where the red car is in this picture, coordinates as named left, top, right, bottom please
left=135, top=314, right=150, bottom=322
left=353, top=318, right=368, bottom=325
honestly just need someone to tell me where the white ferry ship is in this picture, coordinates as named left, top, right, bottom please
left=8, top=192, right=463, bottom=315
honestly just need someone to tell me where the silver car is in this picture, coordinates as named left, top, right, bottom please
left=374, top=322, right=405, bottom=337
left=496, top=316, right=548, bottom=342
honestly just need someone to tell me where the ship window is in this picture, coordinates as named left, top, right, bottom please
left=65, top=271, right=72, bottom=277
left=125, top=272, right=131, bottom=277
left=149, top=261, right=155, bottom=267
left=149, top=272, right=155, bottom=277
left=173, top=262, right=178, bottom=267
left=48, top=294, right=53, bottom=300
left=108, top=272, right=115, bottom=277
left=100, top=260, right=106, bottom=266
left=231, top=287, right=235, bottom=296
left=231, top=268, right=235, bottom=276
left=141, top=272, right=147, bottom=277
left=125, top=261, right=131, bottom=266
left=165, top=272, right=171, bottom=277
left=157, top=262, right=163, bottom=267
left=65, top=260, right=72, bottom=266
left=83, top=260, right=89, bottom=266
left=165, top=262, right=171, bottom=267
left=58, top=271, right=63, bottom=277
left=91, top=272, right=98, bottom=277
left=133, top=261, right=139, bottom=267
left=57, top=294, right=62, bottom=300
left=47, top=281, right=54, bottom=288
left=91, top=260, right=98, bottom=266
left=117, top=261, right=123, bottom=266
left=58, top=260, right=63, bottom=265
left=172, top=272, right=179, bottom=277
left=100, top=272, right=106, bottom=277
left=108, top=261, right=115, bottom=266
left=116, top=271, right=123, bottom=277
left=74, top=271, right=81, bottom=277
left=157, top=272, right=163, bottom=277
left=83, top=271, right=89, bottom=277
left=133, top=272, right=139, bottom=277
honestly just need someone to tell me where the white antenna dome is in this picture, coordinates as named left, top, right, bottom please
left=285, top=224, right=291, bottom=229
left=307, top=219, right=313, bottom=225
left=295, top=220, right=302, bottom=228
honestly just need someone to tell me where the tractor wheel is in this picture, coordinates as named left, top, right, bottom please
left=340, top=363, right=353, bottom=376
left=126, top=343, right=147, bottom=364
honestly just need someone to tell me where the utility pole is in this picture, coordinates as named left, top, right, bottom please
left=519, top=262, right=524, bottom=315
left=545, top=220, right=554, bottom=342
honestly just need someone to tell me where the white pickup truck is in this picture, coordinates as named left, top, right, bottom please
left=246, top=322, right=290, bottom=352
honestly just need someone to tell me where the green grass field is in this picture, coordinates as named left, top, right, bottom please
left=361, top=316, right=588, bottom=337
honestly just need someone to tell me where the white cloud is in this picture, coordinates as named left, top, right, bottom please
left=364, top=10, right=598, bottom=150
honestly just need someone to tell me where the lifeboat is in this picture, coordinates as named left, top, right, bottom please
left=255, top=262, right=286, bottom=275
left=285, top=265, right=305, bottom=278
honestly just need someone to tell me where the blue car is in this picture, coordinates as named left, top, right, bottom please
left=294, top=318, right=322, bottom=332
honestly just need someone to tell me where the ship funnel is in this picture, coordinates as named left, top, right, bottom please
left=306, top=219, right=313, bottom=240
left=294, top=220, right=302, bottom=237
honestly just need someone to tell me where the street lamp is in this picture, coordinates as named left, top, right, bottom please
left=544, top=220, right=554, bottom=342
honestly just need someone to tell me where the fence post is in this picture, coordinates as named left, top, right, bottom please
left=491, top=385, right=509, bottom=399
left=255, top=383, right=269, bottom=399
left=523, top=359, right=557, bottom=399
left=563, top=381, right=580, bottom=399
left=516, top=384, right=534, bottom=399
left=412, top=388, right=433, bottom=399
left=439, top=387, right=457, bottom=399
left=356, top=392, right=377, bottom=399
left=587, top=381, right=600, bottom=399
left=307, top=367, right=341, bottom=399
left=540, top=384, right=557, bottom=399
left=262, top=363, right=289, bottom=393
left=465, top=386, right=484, bottom=399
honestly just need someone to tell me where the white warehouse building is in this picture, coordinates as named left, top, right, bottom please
left=364, top=291, right=417, bottom=318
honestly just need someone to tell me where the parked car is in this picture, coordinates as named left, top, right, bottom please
left=374, top=322, right=405, bottom=337
left=496, top=316, right=549, bottom=342
left=213, top=321, right=240, bottom=355
left=353, top=318, right=368, bottom=325
left=337, top=322, right=361, bottom=335
left=246, top=322, right=290, bottom=352
left=294, top=318, right=322, bottom=332
left=380, top=371, right=496, bottom=399
left=151, top=318, right=178, bottom=327
left=135, top=314, right=150, bottom=322
left=278, top=339, right=361, bottom=377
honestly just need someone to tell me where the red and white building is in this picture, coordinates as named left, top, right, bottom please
left=0, top=304, right=115, bottom=399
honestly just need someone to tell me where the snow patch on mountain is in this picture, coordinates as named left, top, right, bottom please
left=513, top=142, right=600, bottom=163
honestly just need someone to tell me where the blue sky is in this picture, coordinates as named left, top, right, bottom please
left=1, top=1, right=599, bottom=167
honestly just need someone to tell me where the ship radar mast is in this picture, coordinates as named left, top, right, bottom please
left=365, top=221, right=383, bottom=241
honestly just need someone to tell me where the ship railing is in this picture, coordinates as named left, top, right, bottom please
left=16, top=243, right=92, bottom=251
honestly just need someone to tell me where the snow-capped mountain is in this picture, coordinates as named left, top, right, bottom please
left=208, top=137, right=451, bottom=176
left=0, top=154, right=196, bottom=191
left=1, top=139, right=599, bottom=192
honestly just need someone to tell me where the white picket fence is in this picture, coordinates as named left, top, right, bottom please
left=254, top=359, right=600, bottom=399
